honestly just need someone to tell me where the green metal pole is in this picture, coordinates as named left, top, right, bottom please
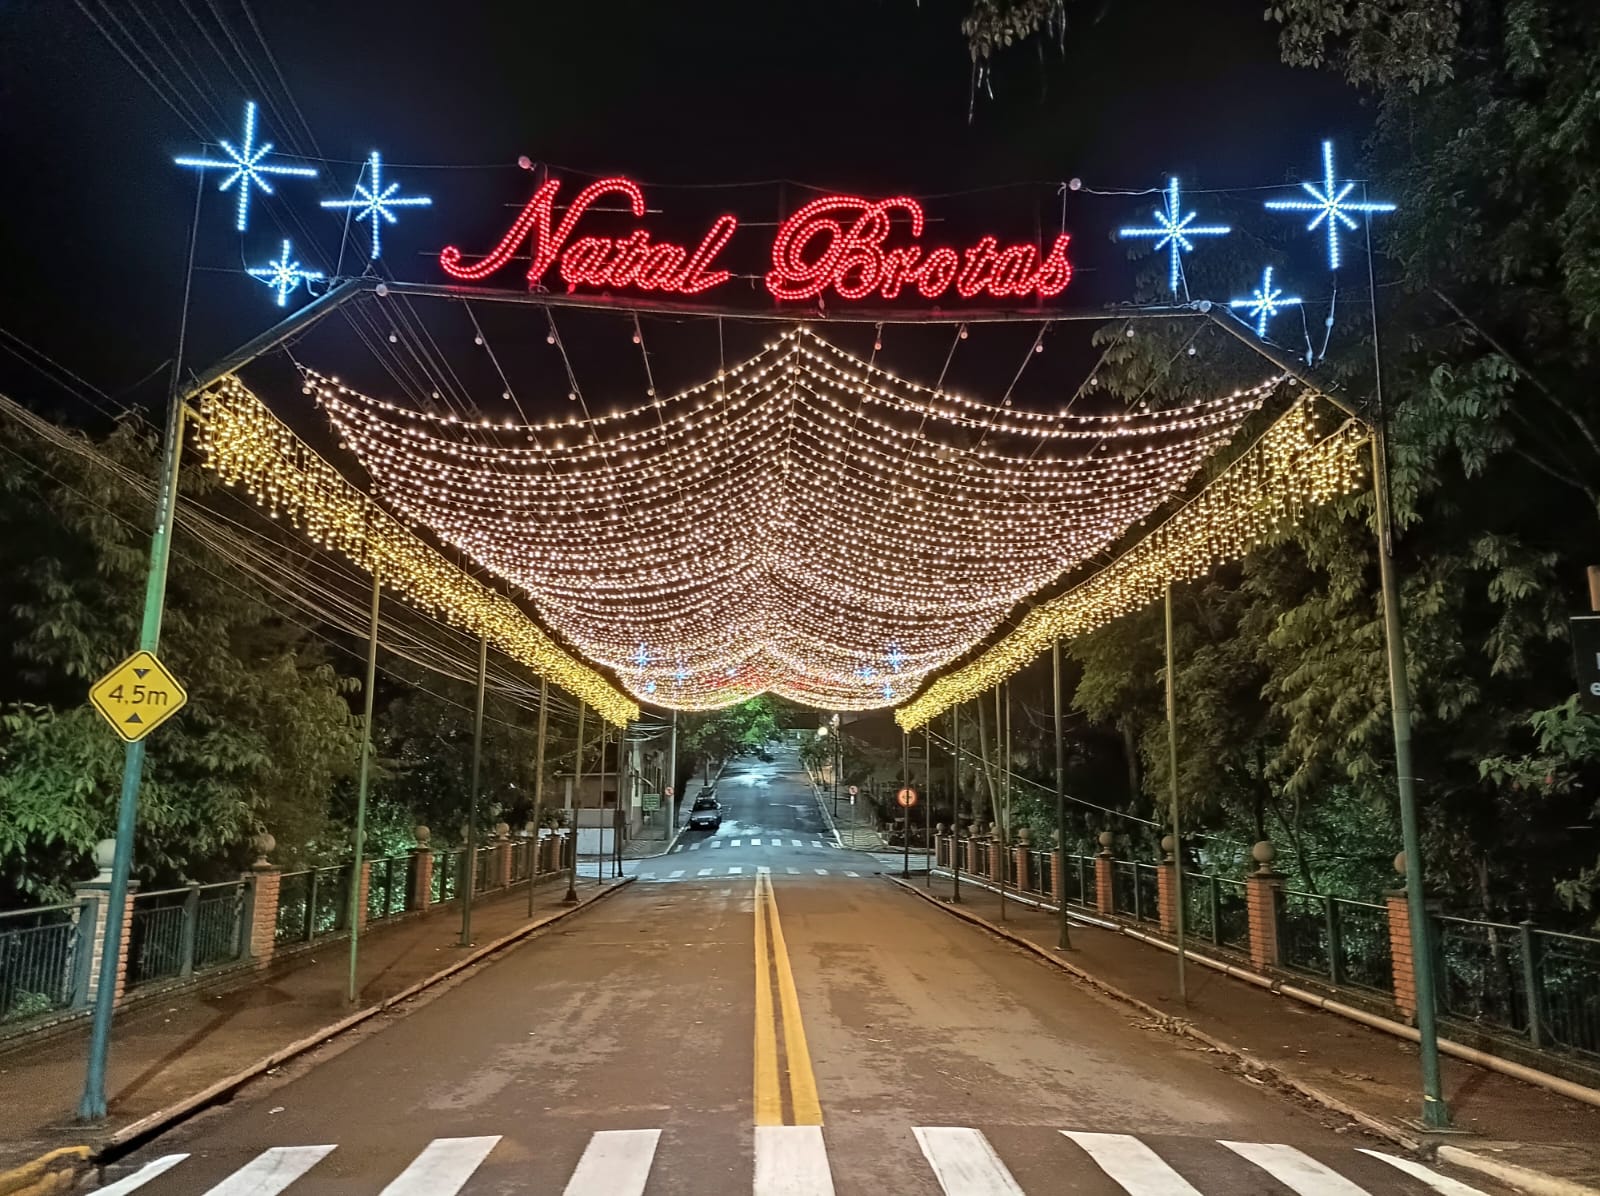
left=597, top=722, right=607, bottom=884
left=923, top=725, right=933, bottom=885
left=459, top=635, right=487, bottom=947
left=346, top=567, right=382, bottom=1003
left=528, top=677, right=548, bottom=918
left=900, top=731, right=910, bottom=879
left=1372, top=425, right=1451, bottom=1128
left=951, top=707, right=962, bottom=904
left=564, top=703, right=585, bottom=904
left=1053, top=640, right=1071, bottom=950
left=79, top=177, right=204, bottom=1122
left=997, top=685, right=1008, bottom=922
left=1165, top=582, right=1187, bottom=1004
left=668, top=709, right=678, bottom=841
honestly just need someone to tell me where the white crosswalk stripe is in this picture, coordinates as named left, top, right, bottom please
left=1220, top=1141, right=1371, bottom=1195
left=698, top=867, right=713, bottom=876
left=758, top=866, right=772, bottom=874
left=770, top=837, right=782, bottom=846
left=712, top=840, right=724, bottom=848
left=729, top=865, right=743, bottom=874
left=755, top=1125, right=836, bottom=1195
left=201, top=1146, right=335, bottom=1195
left=811, top=840, right=825, bottom=848
left=689, top=842, right=700, bottom=851
left=791, top=838, right=803, bottom=846
left=814, top=868, right=829, bottom=875
left=89, top=1129, right=1496, bottom=1195
left=732, top=838, right=743, bottom=846
left=914, top=1126, right=1025, bottom=1195
left=846, top=871, right=860, bottom=877
left=1062, top=1131, right=1206, bottom=1196
left=380, top=1136, right=499, bottom=1195
left=669, top=869, right=685, bottom=878
left=563, top=1129, right=660, bottom=1196
left=671, top=845, right=683, bottom=853
left=89, top=1155, right=188, bottom=1194
left=788, top=867, right=801, bottom=874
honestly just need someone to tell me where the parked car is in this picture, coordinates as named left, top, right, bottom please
left=687, top=796, right=722, bottom=831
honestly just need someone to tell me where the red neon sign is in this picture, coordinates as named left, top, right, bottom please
left=438, top=177, right=1073, bottom=304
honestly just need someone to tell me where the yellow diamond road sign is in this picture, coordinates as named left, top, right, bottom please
left=89, top=650, right=188, bottom=743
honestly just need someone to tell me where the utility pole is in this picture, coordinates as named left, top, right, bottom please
left=900, top=731, right=911, bottom=878
left=1165, top=584, right=1186, bottom=1003
left=528, top=678, right=548, bottom=917
left=564, top=703, right=585, bottom=904
left=459, top=635, right=487, bottom=948
left=923, top=725, right=933, bottom=886
left=668, top=709, right=678, bottom=843
left=347, top=568, right=382, bottom=1002
left=951, top=706, right=962, bottom=904
left=1053, top=640, right=1071, bottom=950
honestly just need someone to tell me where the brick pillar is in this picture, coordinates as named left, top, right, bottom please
left=990, top=838, right=1005, bottom=884
left=1014, top=846, right=1029, bottom=891
left=355, top=861, right=371, bottom=931
left=1157, top=862, right=1179, bottom=934
left=1387, top=891, right=1417, bottom=1019
left=497, top=841, right=513, bottom=889
left=964, top=835, right=978, bottom=875
left=73, top=876, right=137, bottom=1009
left=245, top=865, right=281, bottom=966
left=1246, top=871, right=1284, bottom=970
left=1095, top=853, right=1115, bottom=915
left=409, top=848, right=434, bottom=913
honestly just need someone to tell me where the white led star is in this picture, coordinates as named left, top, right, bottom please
left=175, top=101, right=318, bottom=233
left=1230, top=266, right=1301, bottom=338
left=320, top=151, right=432, bottom=259
left=248, top=240, right=324, bottom=307
left=1119, top=178, right=1231, bottom=296
left=1265, top=140, right=1396, bottom=271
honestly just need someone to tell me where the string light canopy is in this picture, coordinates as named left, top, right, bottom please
left=894, top=397, right=1369, bottom=730
left=306, top=327, right=1286, bottom=711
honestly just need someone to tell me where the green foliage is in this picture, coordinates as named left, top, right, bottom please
left=679, top=697, right=780, bottom=782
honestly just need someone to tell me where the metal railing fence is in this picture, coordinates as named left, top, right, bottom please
left=0, top=902, right=90, bottom=1023
left=1183, top=873, right=1250, bottom=953
left=274, top=864, right=348, bottom=946
left=366, top=856, right=408, bottom=924
left=128, top=881, right=246, bottom=990
left=1276, top=889, right=1393, bottom=994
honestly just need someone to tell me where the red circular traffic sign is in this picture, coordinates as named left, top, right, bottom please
left=847, top=785, right=858, bottom=796
left=896, top=786, right=918, bottom=808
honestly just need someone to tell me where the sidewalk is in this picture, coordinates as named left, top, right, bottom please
left=807, top=773, right=887, bottom=850
left=0, top=874, right=627, bottom=1171
left=895, top=873, right=1600, bottom=1193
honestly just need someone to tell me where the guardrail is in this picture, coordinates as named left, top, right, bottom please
left=1184, top=872, right=1249, bottom=953
left=1276, top=889, right=1394, bottom=995
left=274, top=864, right=349, bottom=945
left=1436, top=915, right=1600, bottom=1058
left=0, top=902, right=92, bottom=1023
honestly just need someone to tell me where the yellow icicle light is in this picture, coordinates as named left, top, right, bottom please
left=192, top=376, right=638, bottom=727
left=894, top=398, right=1369, bottom=730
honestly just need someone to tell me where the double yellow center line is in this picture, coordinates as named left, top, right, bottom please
left=753, top=871, right=822, bottom=1126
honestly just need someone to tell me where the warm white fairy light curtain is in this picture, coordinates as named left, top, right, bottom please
left=309, top=328, right=1280, bottom=710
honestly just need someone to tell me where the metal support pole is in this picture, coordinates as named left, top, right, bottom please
left=1372, top=426, right=1450, bottom=1128
left=79, top=177, right=203, bottom=1123
left=459, top=635, right=488, bottom=947
left=529, top=678, right=549, bottom=917
left=923, top=726, right=933, bottom=886
left=901, top=731, right=911, bottom=879
left=1053, top=640, right=1071, bottom=950
left=564, top=703, right=585, bottom=904
left=996, top=686, right=1008, bottom=921
left=597, top=722, right=607, bottom=884
left=1165, top=583, right=1187, bottom=1003
left=668, top=709, right=678, bottom=840
left=347, top=568, right=381, bottom=1002
left=952, top=707, right=962, bottom=904
left=833, top=715, right=841, bottom=819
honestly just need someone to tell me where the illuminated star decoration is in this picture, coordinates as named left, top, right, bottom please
left=248, top=240, right=324, bottom=307
left=320, top=151, right=432, bottom=259
left=174, top=101, right=317, bottom=233
left=1230, top=266, right=1301, bottom=338
left=1264, top=140, right=1396, bottom=270
left=1119, top=178, right=1231, bottom=296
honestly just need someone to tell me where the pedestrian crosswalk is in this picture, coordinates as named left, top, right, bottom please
left=637, top=866, right=862, bottom=881
left=94, top=1126, right=1493, bottom=1195
left=673, top=838, right=837, bottom=852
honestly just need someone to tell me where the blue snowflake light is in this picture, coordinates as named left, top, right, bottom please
left=885, top=644, right=906, bottom=674
left=320, top=151, right=432, bottom=259
left=882, top=680, right=895, bottom=701
left=1230, top=266, right=1302, bottom=338
left=248, top=240, right=324, bottom=307
left=1119, top=178, right=1230, bottom=296
left=174, top=101, right=317, bottom=233
left=1264, top=140, right=1396, bottom=271
left=632, top=644, right=650, bottom=669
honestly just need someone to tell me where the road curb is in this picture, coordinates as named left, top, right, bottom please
left=1437, top=1146, right=1600, bottom=1196
left=888, top=876, right=1600, bottom=1194
left=93, top=878, right=634, bottom=1163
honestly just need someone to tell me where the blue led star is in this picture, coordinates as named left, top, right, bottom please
left=248, top=240, right=324, bottom=307
left=1119, top=178, right=1231, bottom=296
left=882, top=680, right=895, bottom=701
left=1230, top=266, right=1302, bottom=338
left=632, top=644, right=650, bottom=669
left=174, top=101, right=317, bottom=233
left=1265, top=140, right=1396, bottom=271
left=886, top=644, right=905, bottom=674
left=320, top=151, right=432, bottom=259
left=674, top=663, right=688, bottom=684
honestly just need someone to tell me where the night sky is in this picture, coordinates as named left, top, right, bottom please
left=0, top=0, right=1360, bottom=425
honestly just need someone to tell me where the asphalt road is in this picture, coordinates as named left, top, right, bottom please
left=93, top=748, right=1509, bottom=1194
